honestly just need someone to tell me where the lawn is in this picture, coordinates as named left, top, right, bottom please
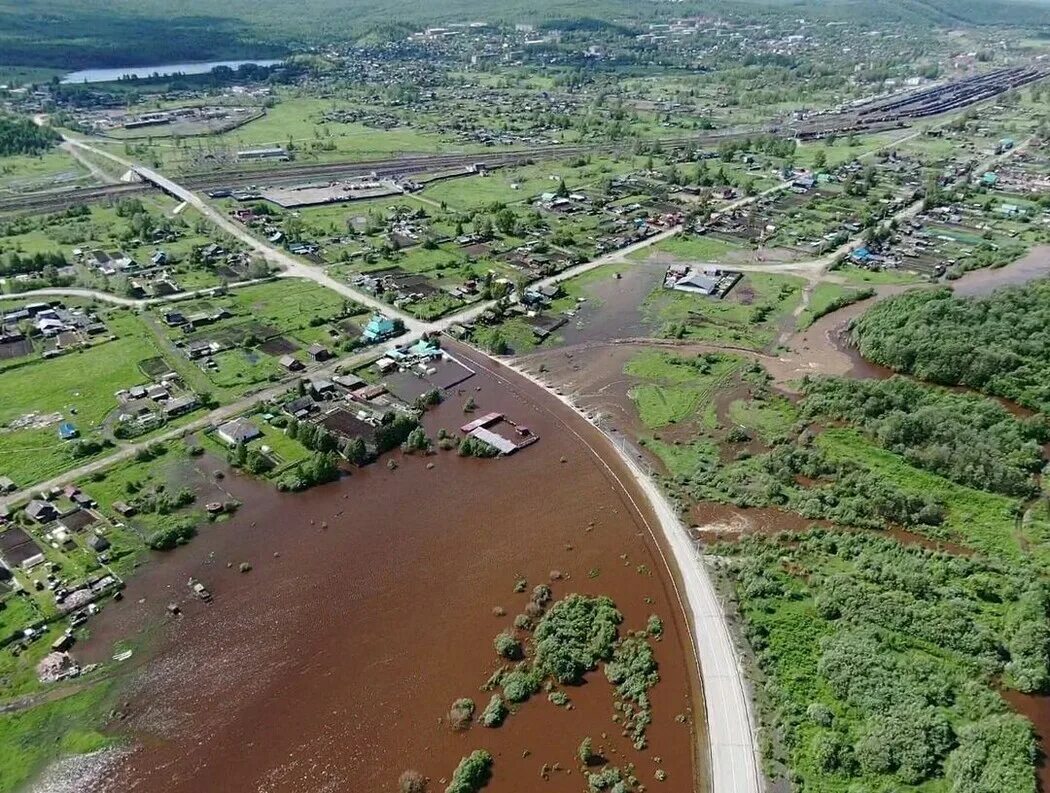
left=157, top=280, right=362, bottom=392
left=208, top=95, right=456, bottom=159
left=830, top=265, right=925, bottom=286
left=726, top=396, right=797, bottom=442
left=625, top=350, right=744, bottom=429
left=642, top=436, right=720, bottom=480
left=78, top=443, right=205, bottom=540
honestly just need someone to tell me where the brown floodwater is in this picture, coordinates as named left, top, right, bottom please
left=1002, top=690, right=1050, bottom=792
left=950, top=244, right=1050, bottom=297
left=77, top=342, right=703, bottom=793
left=555, top=262, right=666, bottom=347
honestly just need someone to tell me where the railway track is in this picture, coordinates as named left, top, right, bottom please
left=0, top=125, right=890, bottom=215
left=1, top=66, right=1041, bottom=217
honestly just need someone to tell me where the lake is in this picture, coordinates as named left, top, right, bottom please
left=61, top=59, right=282, bottom=85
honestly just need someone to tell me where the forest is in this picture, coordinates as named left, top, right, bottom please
left=851, top=282, right=1050, bottom=413
left=800, top=376, right=1048, bottom=498
left=2, top=0, right=1048, bottom=68
left=0, top=113, right=60, bottom=157
left=717, top=530, right=1044, bottom=791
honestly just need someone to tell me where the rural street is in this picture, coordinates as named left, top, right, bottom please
left=7, top=138, right=767, bottom=792
left=0, top=278, right=273, bottom=308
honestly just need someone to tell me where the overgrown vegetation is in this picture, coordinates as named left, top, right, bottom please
left=852, top=282, right=1050, bottom=412
left=801, top=376, right=1048, bottom=497
left=717, top=530, right=1044, bottom=791
left=533, top=595, right=622, bottom=684
left=445, top=749, right=492, bottom=793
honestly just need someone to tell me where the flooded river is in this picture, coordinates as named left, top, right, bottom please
left=78, top=344, right=701, bottom=793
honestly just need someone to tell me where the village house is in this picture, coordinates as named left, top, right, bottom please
left=306, top=343, right=331, bottom=362
left=216, top=418, right=262, bottom=446
left=279, top=355, right=304, bottom=372
left=362, top=315, right=400, bottom=343
left=25, top=500, right=59, bottom=524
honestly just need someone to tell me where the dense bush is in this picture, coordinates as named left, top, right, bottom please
left=719, top=530, right=1049, bottom=790
left=374, top=414, right=420, bottom=454
left=445, top=750, right=492, bottom=793
left=605, top=633, right=659, bottom=747
left=458, top=435, right=499, bottom=458
left=493, top=631, right=523, bottom=660
left=147, top=519, right=197, bottom=550
left=275, top=451, right=339, bottom=491
left=802, top=376, right=1046, bottom=497
left=944, top=714, right=1036, bottom=793
left=852, top=282, right=1050, bottom=412
left=480, top=694, right=507, bottom=727
left=533, top=595, right=622, bottom=684
left=447, top=698, right=474, bottom=730
left=693, top=441, right=945, bottom=529
left=501, top=668, right=541, bottom=703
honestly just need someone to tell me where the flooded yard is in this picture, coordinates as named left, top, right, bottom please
left=75, top=344, right=702, bottom=793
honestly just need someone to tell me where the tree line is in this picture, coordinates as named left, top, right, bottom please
left=0, top=113, right=60, bottom=157
left=851, top=282, right=1050, bottom=413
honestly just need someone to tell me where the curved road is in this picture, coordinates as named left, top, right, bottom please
left=34, top=130, right=959, bottom=793
left=9, top=133, right=768, bottom=793
left=487, top=352, right=763, bottom=793
left=7, top=107, right=1032, bottom=793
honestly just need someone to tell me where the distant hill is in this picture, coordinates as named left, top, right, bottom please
left=0, top=0, right=1047, bottom=69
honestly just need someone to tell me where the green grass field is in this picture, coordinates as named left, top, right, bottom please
left=625, top=350, right=744, bottom=429
left=796, top=282, right=877, bottom=328
left=0, top=682, right=114, bottom=793
left=0, top=311, right=177, bottom=488
left=0, top=150, right=92, bottom=195
left=643, top=272, right=804, bottom=350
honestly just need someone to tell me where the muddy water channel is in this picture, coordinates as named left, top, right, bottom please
left=83, top=344, right=700, bottom=793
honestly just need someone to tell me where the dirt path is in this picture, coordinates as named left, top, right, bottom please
left=0, top=278, right=272, bottom=308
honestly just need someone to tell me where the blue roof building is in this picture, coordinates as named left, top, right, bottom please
left=58, top=422, right=78, bottom=440
left=362, top=315, right=398, bottom=343
left=850, top=246, right=872, bottom=263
